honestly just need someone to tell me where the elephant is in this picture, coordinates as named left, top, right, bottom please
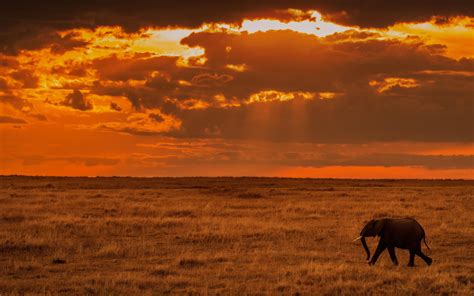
left=354, top=218, right=432, bottom=267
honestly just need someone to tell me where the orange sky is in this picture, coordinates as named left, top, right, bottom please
left=0, top=3, right=473, bottom=178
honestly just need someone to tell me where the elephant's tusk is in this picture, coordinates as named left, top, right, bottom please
left=353, top=236, right=362, bottom=242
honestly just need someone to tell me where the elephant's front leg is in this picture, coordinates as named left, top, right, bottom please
left=387, top=247, right=398, bottom=265
left=368, top=240, right=386, bottom=266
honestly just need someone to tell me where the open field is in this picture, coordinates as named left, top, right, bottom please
left=0, top=176, right=473, bottom=295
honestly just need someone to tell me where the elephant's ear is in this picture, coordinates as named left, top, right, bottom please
left=374, top=219, right=386, bottom=236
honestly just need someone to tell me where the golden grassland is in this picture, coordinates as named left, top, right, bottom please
left=0, top=176, right=473, bottom=295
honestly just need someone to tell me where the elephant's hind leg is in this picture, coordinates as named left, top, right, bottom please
left=387, top=247, right=398, bottom=265
left=408, top=250, right=415, bottom=267
left=415, top=248, right=433, bottom=266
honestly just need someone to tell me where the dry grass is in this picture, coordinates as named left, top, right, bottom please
left=0, top=176, right=472, bottom=295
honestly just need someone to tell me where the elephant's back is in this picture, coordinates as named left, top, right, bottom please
left=391, top=217, right=423, bottom=227
left=386, top=218, right=424, bottom=248
left=398, top=218, right=425, bottom=232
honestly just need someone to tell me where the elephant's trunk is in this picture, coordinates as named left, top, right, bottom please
left=361, top=236, right=370, bottom=261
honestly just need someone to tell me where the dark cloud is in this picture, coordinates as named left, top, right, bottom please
left=96, top=124, right=162, bottom=137
left=10, top=70, right=38, bottom=88
left=0, top=78, right=8, bottom=89
left=0, top=93, right=48, bottom=120
left=62, top=90, right=93, bottom=111
left=0, top=1, right=472, bottom=53
left=0, top=115, right=27, bottom=124
left=1, top=1, right=472, bottom=30
left=166, top=95, right=473, bottom=143
left=110, top=102, right=122, bottom=111
left=0, top=28, right=89, bottom=55
left=0, top=55, right=19, bottom=67
left=323, top=30, right=383, bottom=42
left=49, top=32, right=89, bottom=54
left=0, top=93, right=32, bottom=110
left=191, top=73, right=234, bottom=87
left=92, top=54, right=178, bottom=81
left=50, top=60, right=89, bottom=77
left=148, top=113, right=164, bottom=122
left=28, top=113, right=48, bottom=121
left=180, top=30, right=467, bottom=98
left=86, top=30, right=472, bottom=143
left=317, top=1, right=474, bottom=28
left=127, top=94, right=144, bottom=111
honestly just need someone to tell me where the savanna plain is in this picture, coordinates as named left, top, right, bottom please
left=0, top=176, right=472, bottom=295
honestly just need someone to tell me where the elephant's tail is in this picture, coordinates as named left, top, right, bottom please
left=423, top=236, right=431, bottom=251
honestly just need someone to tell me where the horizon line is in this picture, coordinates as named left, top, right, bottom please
left=1, top=174, right=473, bottom=181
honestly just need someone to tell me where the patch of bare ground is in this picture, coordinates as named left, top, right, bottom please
left=236, top=192, right=265, bottom=199
left=0, top=176, right=472, bottom=295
